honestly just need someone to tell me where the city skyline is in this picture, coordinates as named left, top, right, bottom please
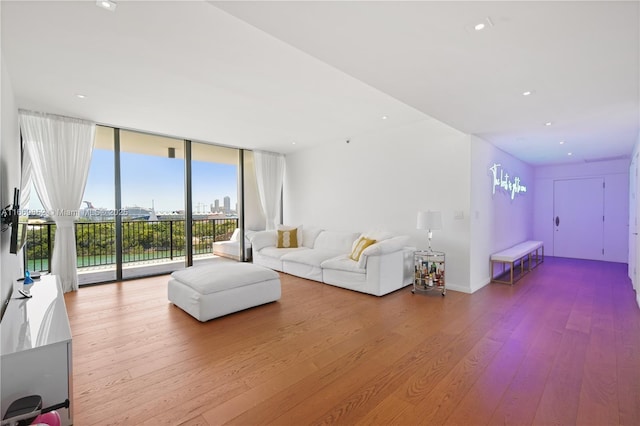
left=28, top=148, right=238, bottom=214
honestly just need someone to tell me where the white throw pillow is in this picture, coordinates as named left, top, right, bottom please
left=314, top=231, right=360, bottom=252
left=301, top=227, right=323, bottom=248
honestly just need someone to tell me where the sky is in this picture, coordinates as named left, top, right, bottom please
left=29, top=149, right=238, bottom=213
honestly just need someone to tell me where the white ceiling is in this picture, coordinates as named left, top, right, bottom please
left=2, top=1, right=639, bottom=166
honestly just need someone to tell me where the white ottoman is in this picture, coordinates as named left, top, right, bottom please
left=168, top=262, right=281, bottom=322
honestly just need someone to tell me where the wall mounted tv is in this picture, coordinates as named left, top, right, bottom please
left=1, top=187, right=27, bottom=254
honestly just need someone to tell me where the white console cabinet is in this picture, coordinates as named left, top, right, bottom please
left=1, top=275, right=72, bottom=425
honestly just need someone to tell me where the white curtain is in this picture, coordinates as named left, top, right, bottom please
left=19, top=140, right=32, bottom=211
left=19, top=110, right=95, bottom=292
left=253, top=150, right=285, bottom=230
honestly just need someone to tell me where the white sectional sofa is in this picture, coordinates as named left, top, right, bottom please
left=250, top=227, right=414, bottom=296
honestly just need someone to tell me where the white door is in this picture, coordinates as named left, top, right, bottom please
left=553, top=178, right=605, bottom=260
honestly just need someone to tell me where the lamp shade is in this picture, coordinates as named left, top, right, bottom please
left=417, top=210, right=442, bottom=231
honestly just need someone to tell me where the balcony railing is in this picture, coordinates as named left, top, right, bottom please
left=25, top=218, right=238, bottom=273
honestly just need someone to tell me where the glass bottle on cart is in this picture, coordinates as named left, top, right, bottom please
left=412, top=251, right=446, bottom=296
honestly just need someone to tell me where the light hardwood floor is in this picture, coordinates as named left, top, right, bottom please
left=65, top=257, right=640, bottom=425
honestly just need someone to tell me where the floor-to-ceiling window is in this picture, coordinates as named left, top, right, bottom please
left=191, top=143, right=241, bottom=262
left=120, top=130, right=186, bottom=279
left=25, top=126, right=119, bottom=284
left=25, top=125, right=257, bottom=284
left=76, top=126, right=117, bottom=283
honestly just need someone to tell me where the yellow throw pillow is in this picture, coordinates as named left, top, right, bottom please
left=350, top=237, right=376, bottom=261
left=277, top=228, right=299, bottom=248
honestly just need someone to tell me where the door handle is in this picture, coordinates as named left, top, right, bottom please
left=555, top=216, right=560, bottom=226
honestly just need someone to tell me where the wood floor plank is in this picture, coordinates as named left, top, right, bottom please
left=145, top=305, right=412, bottom=424
left=74, top=363, right=250, bottom=425
left=65, top=257, right=640, bottom=425
left=576, top=267, right=620, bottom=425
left=313, top=298, right=519, bottom=426
left=612, top=268, right=640, bottom=426
left=442, top=337, right=527, bottom=425
left=531, top=329, right=590, bottom=425
left=488, top=258, right=592, bottom=425
left=73, top=369, right=132, bottom=401
left=487, top=328, right=564, bottom=426
left=443, top=277, right=556, bottom=425
left=309, top=329, right=457, bottom=425
left=198, top=360, right=319, bottom=426
left=177, top=415, right=210, bottom=426
left=393, top=334, right=504, bottom=425
left=532, top=260, right=607, bottom=426
left=352, top=395, right=413, bottom=426
left=223, top=330, right=404, bottom=425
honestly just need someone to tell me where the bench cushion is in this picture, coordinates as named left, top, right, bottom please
left=491, top=240, right=543, bottom=262
left=171, top=263, right=279, bottom=295
left=491, top=240, right=544, bottom=286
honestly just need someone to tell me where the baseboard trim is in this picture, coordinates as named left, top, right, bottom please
left=442, top=278, right=492, bottom=295
left=470, top=277, right=491, bottom=294
left=445, top=283, right=472, bottom=294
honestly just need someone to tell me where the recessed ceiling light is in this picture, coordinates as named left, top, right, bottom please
left=522, top=91, right=532, bottom=96
left=76, top=94, right=86, bottom=99
left=545, top=122, right=553, bottom=126
left=559, top=140, right=565, bottom=145
left=96, top=0, right=117, bottom=11
left=467, top=17, right=493, bottom=33
left=292, top=142, right=296, bottom=145
left=381, top=115, right=388, bottom=120
left=568, top=152, right=573, bottom=156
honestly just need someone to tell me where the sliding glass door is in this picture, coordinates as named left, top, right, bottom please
left=120, top=130, right=185, bottom=279
left=27, top=125, right=254, bottom=284
left=191, top=143, right=241, bottom=262
left=76, top=126, right=117, bottom=283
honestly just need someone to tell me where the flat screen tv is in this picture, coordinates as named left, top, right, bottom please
left=12, top=215, right=28, bottom=256
left=2, top=187, right=27, bottom=254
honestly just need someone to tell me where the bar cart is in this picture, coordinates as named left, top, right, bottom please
left=412, top=250, right=446, bottom=296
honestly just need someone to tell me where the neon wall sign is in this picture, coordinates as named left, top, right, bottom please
left=489, top=163, right=527, bottom=200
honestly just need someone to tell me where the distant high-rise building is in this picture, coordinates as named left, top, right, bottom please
left=224, top=196, right=231, bottom=213
left=214, top=199, right=220, bottom=212
left=210, top=203, right=214, bottom=213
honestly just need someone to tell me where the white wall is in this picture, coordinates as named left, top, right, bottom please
left=1, top=47, right=22, bottom=315
left=534, top=159, right=629, bottom=263
left=284, top=118, right=474, bottom=292
left=629, top=132, right=640, bottom=308
left=469, top=136, right=535, bottom=292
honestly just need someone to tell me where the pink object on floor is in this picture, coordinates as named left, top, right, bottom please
left=31, top=411, right=61, bottom=426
